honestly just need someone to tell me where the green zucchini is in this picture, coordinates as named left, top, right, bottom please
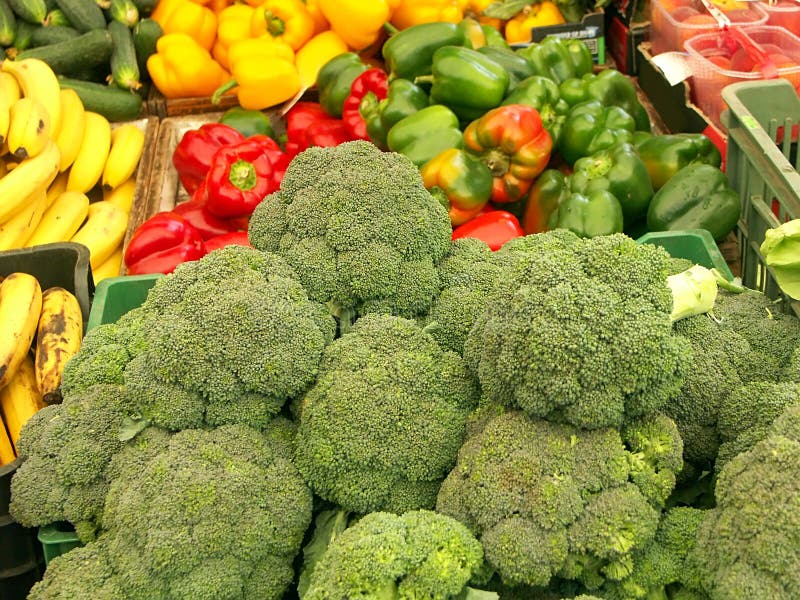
left=108, top=19, right=139, bottom=91
left=7, top=0, right=45, bottom=24
left=0, top=0, right=16, bottom=46
left=30, top=23, right=79, bottom=45
left=54, top=0, right=104, bottom=32
left=108, top=0, right=136, bottom=26
left=131, top=17, right=159, bottom=80
left=130, top=0, right=153, bottom=16
left=7, top=18, right=33, bottom=51
left=58, top=76, right=143, bottom=121
left=15, top=28, right=112, bottom=74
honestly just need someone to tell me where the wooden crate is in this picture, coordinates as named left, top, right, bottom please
left=144, top=87, right=319, bottom=119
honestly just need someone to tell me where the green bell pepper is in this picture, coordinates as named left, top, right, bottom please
left=415, top=46, right=509, bottom=122
left=478, top=46, right=534, bottom=88
left=363, top=79, right=428, bottom=150
left=550, top=190, right=625, bottom=238
left=569, top=142, right=654, bottom=223
left=481, top=23, right=509, bottom=48
left=558, top=100, right=636, bottom=166
left=558, top=70, right=651, bottom=132
left=382, top=21, right=467, bottom=81
left=386, top=104, right=464, bottom=168
left=316, top=52, right=368, bottom=118
left=646, top=164, right=741, bottom=241
left=502, top=75, right=569, bottom=146
left=516, top=36, right=594, bottom=85
left=522, top=168, right=568, bottom=234
left=635, top=133, right=722, bottom=190
left=218, top=107, right=275, bottom=139
left=420, top=147, right=494, bottom=226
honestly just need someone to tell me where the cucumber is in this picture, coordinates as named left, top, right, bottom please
left=130, top=0, right=153, bottom=16
left=108, top=0, right=136, bottom=26
left=131, top=17, right=159, bottom=80
left=8, top=18, right=33, bottom=50
left=15, top=28, right=112, bottom=75
left=0, top=0, right=16, bottom=46
left=7, top=0, right=45, bottom=24
left=108, top=19, right=139, bottom=91
left=58, top=76, right=143, bottom=121
left=54, top=0, right=104, bottom=32
left=43, top=6, right=70, bottom=25
left=30, top=23, right=79, bottom=45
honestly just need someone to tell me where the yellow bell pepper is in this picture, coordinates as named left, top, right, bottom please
left=213, top=36, right=301, bottom=110
left=303, top=0, right=328, bottom=34
left=156, top=0, right=218, bottom=51
left=504, top=2, right=565, bottom=44
left=294, top=30, right=348, bottom=88
left=391, top=0, right=467, bottom=29
left=147, top=33, right=230, bottom=98
left=212, top=3, right=255, bottom=68
left=317, top=0, right=394, bottom=51
left=209, top=0, right=233, bottom=12
left=150, top=0, right=183, bottom=23
left=249, top=0, right=314, bottom=50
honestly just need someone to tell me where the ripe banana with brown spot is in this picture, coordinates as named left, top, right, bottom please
left=6, top=96, right=51, bottom=160
left=0, top=272, right=43, bottom=391
left=0, top=354, right=44, bottom=450
left=34, top=286, right=83, bottom=404
left=102, top=177, right=136, bottom=213
left=1, top=58, right=61, bottom=137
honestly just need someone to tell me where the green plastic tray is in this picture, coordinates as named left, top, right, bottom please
left=86, top=274, right=163, bottom=332
left=37, top=524, right=82, bottom=567
left=636, top=229, right=734, bottom=281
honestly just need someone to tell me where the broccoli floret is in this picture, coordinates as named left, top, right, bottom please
left=715, top=381, right=800, bottom=470
left=248, top=141, right=452, bottom=323
left=10, top=384, right=139, bottom=540
left=783, top=345, right=800, bottom=382
left=436, top=409, right=682, bottom=590
left=59, top=324, right=132, bottom=397
left=303, top=510, right=486, bottom=599
left=295, top=314, right=480, bottom=514
left=464, top=232, right=689, bottom=429
left=687, top=405, right=800, bottom=599
left=99, top=424, right=312, bottom=600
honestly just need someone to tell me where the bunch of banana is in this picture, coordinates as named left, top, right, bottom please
left=0, top=271, right=83, bottom=462
left=0, top=57, right=145, bottom=281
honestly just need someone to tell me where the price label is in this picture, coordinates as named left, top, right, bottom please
left=651, top=52, right=694, bottom=86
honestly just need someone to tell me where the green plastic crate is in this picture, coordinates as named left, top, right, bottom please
left=721, top=78, right=800, bottom=316
left=86, top=274, right=163, bottom=332
left=637, top=229, right=734, bottom=282
left=37, top=524, right=82, bottom=567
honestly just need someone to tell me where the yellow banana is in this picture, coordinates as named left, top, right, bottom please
left=0, top=93, right=10, bottom=149
left=66, top=111, right=111, bottom=194
left=102, top=124, right=144, bottom=190
left=91, top=244, right=123, bottom=283
left=0, top=414, right=15, bottom=465
left=1, top=59, right=61, bottom=138
left=0, top=72, right=21, bottom=105
left=26, top=191, right=90, bottom=247
left=0, top=182, right=49, bottom=251
left=0, top=354, right=44, bottom=450
left=34, top=287, right=83, bottom=404
left=70, top=200, right=128, bottom=269
left=102, top=176, right=136, bottom=213
left=0, top=272, right=43, bottom=391
left=46, top=171, right=69, bottom=208
left=7, top=97, right=52, bottom=160
left=54, top=89, right=86, bottom=173
left=0, top=141, right=60, bottom=224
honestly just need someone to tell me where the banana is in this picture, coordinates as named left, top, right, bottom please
left=6, top=96, right=52, bottom=160
left=102, top=176, right=136, bottom=212
left=70, top=200, right=128, bottom=269
left=0, top=72, right=21, bottom=105
left=0, top=354, right=44, bottom=450
left=26, top=190, right=89, bottom=247
left=92, top=244, right=124, bottom=283
left=66, top=111, right=110, bottom=194
left=0, top=272, right=43, bottom=391
left=0, top=140, right=59, bottom=223
left=46, top=170, right=69, bottom=208
left=1, top=58, right=61, bottom=137
left=102, top=123, right=144, bottom=190
left=0, top=414, right=15, bottom=465
left=0, top=92, right=10, bottom=148
left=0, top=181, right=49, bottom=251
left=34, top=286, right=83, bottom=404
left=54, top=88, right=86, bottom=173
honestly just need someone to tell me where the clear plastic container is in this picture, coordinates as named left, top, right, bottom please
left=759, top=0, right=800, bottom=36
left=650, top=0, right=768, bottom=55
left=685, top=26, right=800, bottom=129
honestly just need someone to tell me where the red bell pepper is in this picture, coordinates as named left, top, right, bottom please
left=203, top=137, right=283, bottom=219
left=124, top=211, right=207, bottom=275
left=284, top=102, right=351, bottom=158
left=451, top=210, right=524, bottom=251
left=173, top=197, right=243, bottom=240
left=203, top=230, right=252, bottom=253
left=172, top=123, right=245, bottom=195
left=250, top=134, right=290, bottom=184
left=341, top=68, right=388, bottom=141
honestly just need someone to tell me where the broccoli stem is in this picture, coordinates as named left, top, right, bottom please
left=667, top=265, right=719, bottom=323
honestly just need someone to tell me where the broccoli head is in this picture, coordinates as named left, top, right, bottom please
left=464, top=232, right=689, bottom=429
left=783, top=345, right=800, bottom=382
left=436, top=409, right=683, bottom=591
left=295, top=314, right=480, bottom=514
left=247, top=140, right=452, bottom=322
left=99, top=423, right=312, bottom=600
left=303, top=510, right=486, bottom=599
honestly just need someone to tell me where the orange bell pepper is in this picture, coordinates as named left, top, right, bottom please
left=208, top=0, right=231, bottom=12
left=303, top=0, right=329, bottom=34
left=155, top=0, right=218, bottom=51
left=294, top=30, right=348, bottom=88
left=249, top=0, right=314, bottom=50
left=391, top=0, right=467, bottom=29
left=465, top=0, right=501, bottom=29
left=147, top=33, right=230, bottom=98
left=317, top=0, right=395, bottom=50
left=212, top=3, right=255, bottom=68
left=213, top=36, right=302, bottom=109
left=504, top=2, right=565, bottom=44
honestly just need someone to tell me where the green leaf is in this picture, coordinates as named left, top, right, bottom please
left=483, top=0, right=531, bottom=19
left=297, top=509, right=351, bottom=598
left=118, top=415, right=150, bottom=442
left=458, top=588, right=500, bottom=600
